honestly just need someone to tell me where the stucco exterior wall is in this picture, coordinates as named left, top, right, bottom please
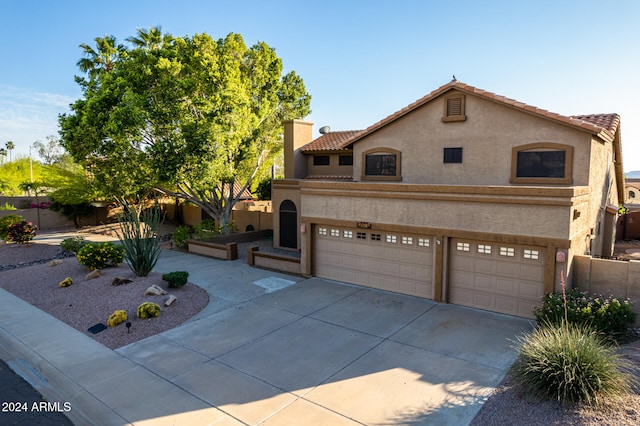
left=299, top=182, right=574, bottom=240
left=351, top=92, right=592, bottom=186
left=306, top=153, right=353, bottom=177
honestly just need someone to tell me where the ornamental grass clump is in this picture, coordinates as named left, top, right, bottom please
left=117, top=201, right=163, bottom=277
left=512, top=320, right=637, bottom=406
left=77, top=242, right=124, bottom=270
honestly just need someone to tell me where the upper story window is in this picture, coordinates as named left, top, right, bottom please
left=339, top=155, right=353, bottom=166
left=630, top=190, right=636, bottom=199
left=443, top=147, right=463, bottom=163
left=510, top=142, right=573, bottom=185
left=362, top=148, right=402, bottom=181
left=313, top=155, right=330, bottom=166
left=442, top=93, right=466, bottom=122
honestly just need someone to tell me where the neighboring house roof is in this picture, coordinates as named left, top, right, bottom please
left=300, top=130, right=361, bottom=152
left=334, top=80, right=620, bottom=149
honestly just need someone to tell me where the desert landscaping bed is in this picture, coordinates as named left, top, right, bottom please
left=0, top=242, right=208, bottom=349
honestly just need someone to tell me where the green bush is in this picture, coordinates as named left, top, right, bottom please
left=0, top=202, right=17, bottom=210
left=137, top=302, right=161, bottom=319
left=172, top=225, right=193, bottom=249
left=0, top=214, right=23, bottom=241
left=194, top=219, right=236, bottom=240
left=512, top=321, right=637, bottom=406
left=162, top=271, right=189, bottom=288
left=60, top=236, right=87, bottom=253
left=534, top=289, right=636, bottom=338
left=77, top=242, right=124, bottom=270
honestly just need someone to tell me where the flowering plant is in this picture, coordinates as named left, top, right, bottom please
left=76, top=242, right=124, bottom=270
left=6, top=220, right=37, bottom=244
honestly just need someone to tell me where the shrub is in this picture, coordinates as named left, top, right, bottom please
left=6, top=220, right=37, bottom=244
left=0, top=202, right=16, bottom=210
left=193, top=219, right=236, bottom=240
left=137, top=302, right=161, bottom=319
left=60, top=236, right=87, bottom=253
left=172, top=225, right=193, bottom=249
left=117, top=202, right=163, bottom=277
left=107, top=310, right=128, bottom=327
left=77, top=242, right=124, bottom=270
left=58, top=277, right=73, bottom=287
left=0, top=214, right=22, bottom=241
left=512, top=321, right=637, bottom=406
left=162, top=271, right=189, bottom=288
left=534, top=289, right=636, bottom=338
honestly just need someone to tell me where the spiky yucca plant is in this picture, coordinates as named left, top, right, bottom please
left=117, top=201, right=164, bottom=277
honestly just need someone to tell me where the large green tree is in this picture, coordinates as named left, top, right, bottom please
left=60, top=30, right=311, bottom=228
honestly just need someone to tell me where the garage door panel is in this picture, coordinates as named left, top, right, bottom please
left=450, top=238, right=545, bottom=319
left=315, top=227, right=433, bottom=299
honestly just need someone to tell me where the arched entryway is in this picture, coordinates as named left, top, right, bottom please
left=279, top=200, right=297, bottom=249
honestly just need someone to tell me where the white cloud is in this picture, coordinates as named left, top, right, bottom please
left=0, top=84, right=74, bottom=157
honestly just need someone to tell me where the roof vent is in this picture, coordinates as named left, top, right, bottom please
left=319, top=126, right=330, bottom=134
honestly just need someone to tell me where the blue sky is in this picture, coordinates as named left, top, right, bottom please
left=1, top=0, right=639, bottom=170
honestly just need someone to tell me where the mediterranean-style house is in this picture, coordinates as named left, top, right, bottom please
left=272, top=79, right=624, bottom=319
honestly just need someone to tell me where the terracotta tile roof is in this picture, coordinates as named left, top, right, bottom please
left=300, top=130, right=361, bottom=152
left=333, top=80, right=620, bottom=149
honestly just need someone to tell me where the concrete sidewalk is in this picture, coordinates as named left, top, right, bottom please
left=0, top=245, right=533, bottom=425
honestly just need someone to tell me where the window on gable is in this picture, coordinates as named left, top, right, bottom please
left=442, top=94, right=466, bottom=122
left=313, top=155, right=330, bottom=166
left=630, top=190, right=636, bottom=199
left=362, top=148, right=401, bottom=181
left=511, top=143, right=573, bottom=185
left=339, top=155, right=353, bottom=166
left=444, top=147, right=463, bottom=163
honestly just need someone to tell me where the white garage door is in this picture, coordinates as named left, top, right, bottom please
left=448, top=239, right=545, bottom=318
left=314, top=226, right=433, bottom=298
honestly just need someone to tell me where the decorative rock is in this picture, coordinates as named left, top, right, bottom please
left=48, top=259, right=63, bottom=267
left=58, top=277, right=73, bottom=287
left=164, top=295, right=177, bottom=306
left=111, top=277, right=133, bottom=286
left=85, top=269, right=101, bottom=280
left=145, top=284, right=167, bottom=296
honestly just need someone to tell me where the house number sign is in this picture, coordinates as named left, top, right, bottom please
left=356, top=222, right=372, bottom=229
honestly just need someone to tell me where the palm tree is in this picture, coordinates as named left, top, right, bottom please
left=126, top=26, right=174, bottom=50
left=77, top=35, right=126, bottom=81
left=0, top=148, right=6, bottom=165
left=5, top=141, right=14, bottom=162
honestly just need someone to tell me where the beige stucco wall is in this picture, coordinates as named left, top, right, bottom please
left=351, top=92, right=592, bottom=186
left=306, top=153, right=353, bottom=177
left=299, top=182, right=574, bottom=240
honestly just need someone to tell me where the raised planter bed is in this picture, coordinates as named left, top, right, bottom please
left=186, top=239, right=238, bottom=260
left=247, top=246, right=300, bottom=274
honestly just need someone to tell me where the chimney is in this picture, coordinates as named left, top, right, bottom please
left=283, top=119, right=313, bottom=179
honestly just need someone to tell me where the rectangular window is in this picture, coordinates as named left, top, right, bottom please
left=357, top=232, right=367, bottom=239
left=418, top=238, right=430, bottom=247
left=444, top=147, right=463, bottom=163
left=330, top=229, right=340, bottom=237
left=343, top=230, right=353, bottom=238
left=313, top=155, right=330, bottom=166
left=386, top=235, right=397, bottom=243
left=401, top=236, right=413, bottom=245
left=478, top=244, right=492, bottom=254
left=524, top=249, right=539, bottom=260
left=365, top=154, right=397, bottom=176
left=516, top=151, right=565, bottom=178
left=339, top=155, right=353, bottom=166
left=318, top=227, right=327, bottom=236
left=500, top=247, right=515, bottom=257
left=371, top=233, right=381, bottom=241
left=456, top=242, right=470, bottom=252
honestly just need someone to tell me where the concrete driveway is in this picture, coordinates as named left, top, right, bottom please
left=0, top=246, right=533, bottom=425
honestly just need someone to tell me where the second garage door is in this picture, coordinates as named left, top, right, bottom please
left=448, top=238, right=545, bottom=318
left=314, top=226, right=433, bottom=298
